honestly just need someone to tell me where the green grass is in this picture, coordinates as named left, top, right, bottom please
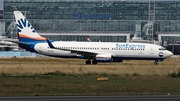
left=0, top=58, right=180, bottom=76
left=0, top=74, right=180, bottom=96
left=0, top=58, right=180, bottom=96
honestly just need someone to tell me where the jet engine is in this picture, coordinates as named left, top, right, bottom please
left=95, top=54, right=123, bottom=62
left=95, top=54, right=112, bottom=62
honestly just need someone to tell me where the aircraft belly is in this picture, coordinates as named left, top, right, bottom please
left=114, top=51, right=158, bottom=59
left=46, top=50, right=76, bottom=56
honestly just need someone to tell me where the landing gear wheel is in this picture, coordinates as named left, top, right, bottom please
left=92, top=60, right=97, bottom=65
left=85, top=60, right=91, bottom=65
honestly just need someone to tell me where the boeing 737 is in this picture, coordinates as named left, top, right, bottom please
left=13, top=11, right=173, bottom=65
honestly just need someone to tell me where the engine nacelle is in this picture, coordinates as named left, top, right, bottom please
left=95, top=54, right=123, bottom=62
left=112, top=58, right=123, bottom=62
left=95, top=54, right=112, bottom=62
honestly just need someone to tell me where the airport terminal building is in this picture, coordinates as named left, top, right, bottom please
left=1, top=0, right=180, bottom=47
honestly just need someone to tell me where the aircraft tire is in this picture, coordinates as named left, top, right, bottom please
left=85, top=60, right=91, bottom=65
left=92, top=60, right=97, bottom=65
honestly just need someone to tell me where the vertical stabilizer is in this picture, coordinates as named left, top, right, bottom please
left=14, top=11, right=46, bottom=43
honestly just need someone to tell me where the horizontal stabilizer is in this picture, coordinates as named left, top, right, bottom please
left=3, top=39, right=30, bottom=46
left=18, top=42, right=31, bottom=47
left=3, top=39, right=19, bottom=44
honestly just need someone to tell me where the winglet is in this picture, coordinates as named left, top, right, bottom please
left=46, top=38, right=55, bottom=48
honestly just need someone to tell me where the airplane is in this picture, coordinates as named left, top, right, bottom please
left=13, top=11, right=173, bottom=65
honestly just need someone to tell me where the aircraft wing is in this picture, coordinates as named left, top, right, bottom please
left=46, top=38, right=98, bottom=57
left=63, top=49, right=97, bottom=57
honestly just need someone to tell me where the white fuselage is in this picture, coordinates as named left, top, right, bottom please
left=34, top=41, right=173, bottom=60
left=13, top=11, right=173, bottom=65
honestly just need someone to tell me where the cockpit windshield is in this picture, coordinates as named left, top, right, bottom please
left=159, top=47, right=167, bottom=51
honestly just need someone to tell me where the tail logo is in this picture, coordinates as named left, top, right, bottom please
left=17, top=18, right=36, bottom=33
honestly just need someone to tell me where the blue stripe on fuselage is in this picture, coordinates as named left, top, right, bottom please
left=18, top=37, right=54, bottom=52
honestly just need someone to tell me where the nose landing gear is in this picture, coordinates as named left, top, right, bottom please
left=154, top=61, right=158, bottom=65
left=154, top=59, right=163, bottom=65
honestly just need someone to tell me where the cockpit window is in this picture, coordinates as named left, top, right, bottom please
left=159, top=47, right=167, bottom=50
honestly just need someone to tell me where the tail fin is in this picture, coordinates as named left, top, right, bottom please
left=14, top=11, right=46, bottom=43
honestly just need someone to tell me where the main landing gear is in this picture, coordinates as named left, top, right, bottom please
left=85, top=59, right=91, bottom=65
left=85, top=59, right=97, bottom=65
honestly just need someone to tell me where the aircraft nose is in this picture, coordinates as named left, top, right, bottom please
left=167, top=51, right=173, bottom=57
